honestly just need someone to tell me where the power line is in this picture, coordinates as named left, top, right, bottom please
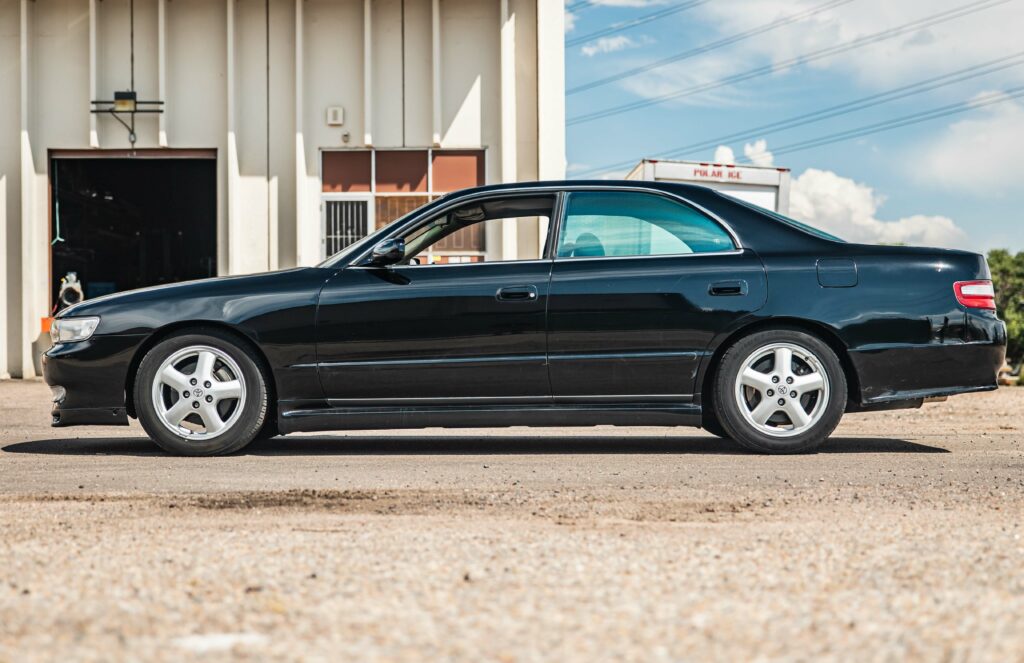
left=567, top=0, right=1013, bottom=126
left=733, top=86, right=1024, bottom=162
left=572, top=51, right=1024, bottom=177
left=568, top=0, right=856, bottom=95
left=566, top=0, right=709, bottom=48
left=566, top=1, right=593, bottom=13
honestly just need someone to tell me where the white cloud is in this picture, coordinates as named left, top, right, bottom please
left=695, top=0, right=1024, bottom=89
left=790, top=168, right=966, bottom=248
left=581, top=35, right=639, bottom=57
left=743, top=139, right=774, bottom=166
left=713, top=145, right=735, bottom=164
left=564, top=9, right=576, bottom=33
left=710, top=140, right=773, bottom=166
left=915, top=93, right=1024, bottom=195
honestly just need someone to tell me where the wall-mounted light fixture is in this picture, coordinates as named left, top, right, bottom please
left=91, top=92, right=163, bottom=145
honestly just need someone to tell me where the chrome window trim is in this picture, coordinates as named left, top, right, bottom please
left=341, top=184, right=744, bottom=268
left=348, top=258, right=554, bottom=270
left=550, top=248, right=746, bottom=263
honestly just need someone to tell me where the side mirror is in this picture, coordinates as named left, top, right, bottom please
left=369, top=238, right=406, bottom=266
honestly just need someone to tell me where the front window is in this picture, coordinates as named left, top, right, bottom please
left=401, top=195, right=555, bottom=264
left=556, top=191, right=735, bottom=258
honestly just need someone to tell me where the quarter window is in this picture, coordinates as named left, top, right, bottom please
left=556, top=191, right=734, bottom=258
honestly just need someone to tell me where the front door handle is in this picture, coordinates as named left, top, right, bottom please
left=496, top=285, right=539, bottom=302
left=709, top=280, right=748, bottom=296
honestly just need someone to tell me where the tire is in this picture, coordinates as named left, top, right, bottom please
left=134, top=329, right=269, bottom=456
left=254, top=418, right=282, bottom=441
left=700, top=403, right=731, bottom=439
left=713, top=328, right=846, bottom=454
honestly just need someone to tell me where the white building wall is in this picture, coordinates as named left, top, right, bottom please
left=0, top=0, right=565, bottom=377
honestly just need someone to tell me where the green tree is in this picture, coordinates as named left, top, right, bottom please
left=987, top=249, right=1024, bottom=364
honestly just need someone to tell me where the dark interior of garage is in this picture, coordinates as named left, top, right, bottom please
left=49, top=157, right=217, bottom=311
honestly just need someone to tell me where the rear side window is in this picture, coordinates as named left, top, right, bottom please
left=555, top=191, right=735, bottom=259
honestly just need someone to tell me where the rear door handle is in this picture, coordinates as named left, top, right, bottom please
left=496, top=285, right=539, bottom=302
left=709, top=280, right=748, bottom=296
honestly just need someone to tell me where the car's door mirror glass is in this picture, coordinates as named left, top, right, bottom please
left=369, top=238, right=406, bottom=266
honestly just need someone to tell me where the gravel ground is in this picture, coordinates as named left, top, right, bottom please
left=1, top=379, right=1023, bottom=662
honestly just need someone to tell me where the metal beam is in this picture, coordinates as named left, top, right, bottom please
left=431, top=0, right=441, bottom=146
left=363, top=0, right=372, bottom=146
left=500, top=0, right=517, bottom=260
left=158, top=0, right=167, bottom=147
left=226, top=0, right=238, bottom=274
left=89, top=0, right=99, bottom=147
left=20, top=0, right=36, bottom=377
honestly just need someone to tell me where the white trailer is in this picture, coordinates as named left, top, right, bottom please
left=626, top=159, right=791, bottom=215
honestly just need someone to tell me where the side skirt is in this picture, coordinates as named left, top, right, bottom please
left=277, top=402, right=702, bottom=434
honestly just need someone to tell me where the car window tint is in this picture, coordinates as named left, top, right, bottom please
left=556, top=191, right=734, bottom=258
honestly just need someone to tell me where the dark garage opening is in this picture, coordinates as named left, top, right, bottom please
left=49, top=156, right=217, bottom=309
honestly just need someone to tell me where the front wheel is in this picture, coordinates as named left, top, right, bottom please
left=713, top=329, right=846, bottom=454
left=134, top=330, right=269, bottom=456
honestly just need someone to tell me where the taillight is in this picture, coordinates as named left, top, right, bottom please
left=953, top=280, right=996, bottom=310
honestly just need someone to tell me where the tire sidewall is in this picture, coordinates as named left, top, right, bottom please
left=714, top=329, right=847, bottom=454
left=134, top=330, right=267, bottom=455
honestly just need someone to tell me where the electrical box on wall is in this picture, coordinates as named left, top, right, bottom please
left=326, top=106, right=345, bottom=126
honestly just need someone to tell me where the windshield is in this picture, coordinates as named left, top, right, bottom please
left=725, top=194, right=845, bottom=243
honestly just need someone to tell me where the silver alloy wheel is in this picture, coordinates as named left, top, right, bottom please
left=733, top=342, right=830, bottom=438
left=150, top=345, right=247, bottom=441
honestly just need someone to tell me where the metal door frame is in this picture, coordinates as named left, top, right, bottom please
left=320, top=193, right=375, bottom=260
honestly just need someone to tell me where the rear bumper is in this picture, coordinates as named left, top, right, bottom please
left=850, top=312, right=1006, bottom=406
left=43, top=334, right=146, bottom=426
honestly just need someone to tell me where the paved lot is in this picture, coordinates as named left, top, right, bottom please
left=2, top=378, right=1023, bottom=662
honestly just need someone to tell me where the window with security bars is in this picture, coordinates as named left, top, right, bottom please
left=323, top=200, right=369, bottom=255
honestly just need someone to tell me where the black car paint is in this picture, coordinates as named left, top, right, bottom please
left=43, top=180, right=1006, bottom=433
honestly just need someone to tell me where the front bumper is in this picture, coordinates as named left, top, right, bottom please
left=43, top=334, right=147, bottom=427
left=849, top=311, right=1006, bottom=406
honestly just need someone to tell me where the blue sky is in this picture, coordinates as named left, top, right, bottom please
left=564, top=0, right=1024, bottom=252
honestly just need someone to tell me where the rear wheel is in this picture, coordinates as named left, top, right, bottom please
left=134, top=330, right=268, bottom=456
left=713, top=329, right=846, bottom=454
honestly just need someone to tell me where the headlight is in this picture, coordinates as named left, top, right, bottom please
left=50, top=316, right=100, bottom=344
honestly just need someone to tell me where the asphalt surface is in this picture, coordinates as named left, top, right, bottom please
left=2, top=378, right=1023, bottom=661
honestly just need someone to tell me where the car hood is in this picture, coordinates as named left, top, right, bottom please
left=58, top=268, right=323, bottom=319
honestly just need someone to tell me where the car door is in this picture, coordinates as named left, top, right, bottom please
left=546, top=189, right=767, bottom=402
left=314, top=195, right=555, bottom=405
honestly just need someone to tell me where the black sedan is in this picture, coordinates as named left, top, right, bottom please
left=43, top=180, right=1006, bottom=455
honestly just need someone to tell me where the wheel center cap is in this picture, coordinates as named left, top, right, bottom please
left=193, top=388, right=205, bottom=398
left=777, top=385, right=787, bottom=396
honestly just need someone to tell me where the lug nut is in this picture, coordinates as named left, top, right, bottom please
left=786, top=376, right=794, bottom=384
left=778, top=398, right=785, bottom=406
left=205, top=395, right=213, bottom=403
left=182, top=390, right=190, bottom=398
left=771, top=376, right=780, bottom=383
left=790, top=391, right=798, bottom=398
left=192, top=401, right=200, bottom=409
left=190, top=378, right=198, bottom=386
left=204, top=381, right=212, bottom=389
left=767, top=389, right=774, bottom=397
